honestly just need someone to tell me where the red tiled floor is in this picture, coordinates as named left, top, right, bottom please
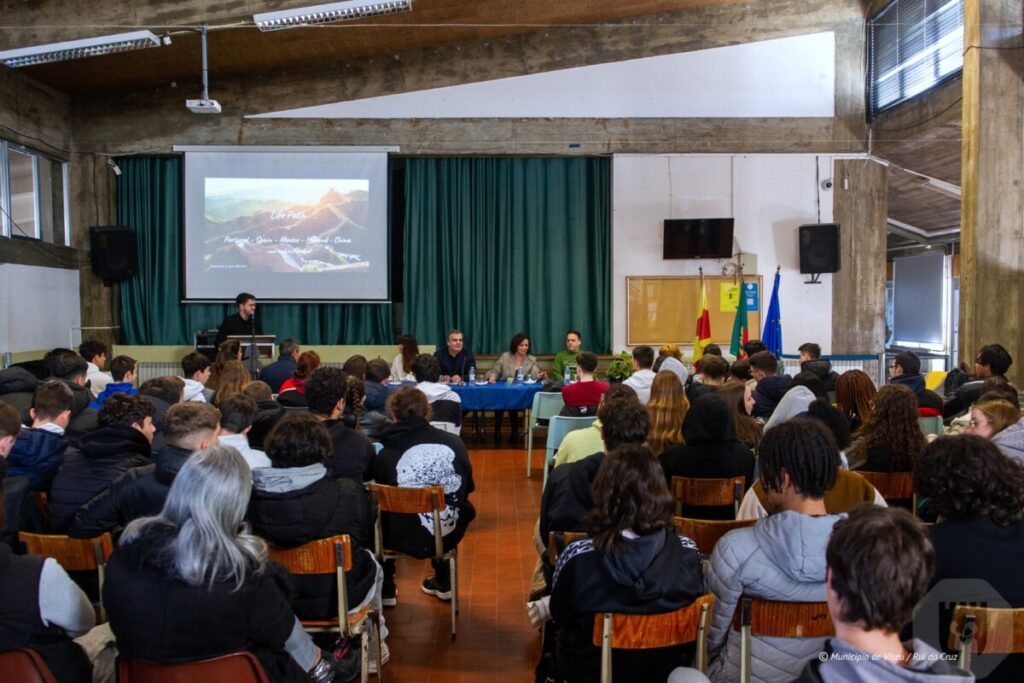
left=381, top=445, right=544, bottom=681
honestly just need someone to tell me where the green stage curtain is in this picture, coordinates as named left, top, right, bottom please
left=403, top=157, right=610, bottom=355
left=117, top=156, right=393, bottom=345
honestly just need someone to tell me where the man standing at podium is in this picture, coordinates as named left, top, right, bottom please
left=215, top=292, right=262, bottom=348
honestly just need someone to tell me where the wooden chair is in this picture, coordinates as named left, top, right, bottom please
left=671, top=476, right=745, bottom=518
left=949, top=604, right=1024, bottom=674
left=546, top=530, right=589, bottom=565
left=593, top=594, right=715, bottom=683
left=0, top=648, right=57, bottom=683
left=18, top=532, right=113, bottom=621
left=118, top=652, right=270, bottom=682
left=673, top=517, right=755, bottom=556
left=367, top=483, right=458, bottom=640
left=267, top=535, right=382, bottom=682
left=855, top=471, right=917, bottom=514
left=734, top=596, right=833, bottom=683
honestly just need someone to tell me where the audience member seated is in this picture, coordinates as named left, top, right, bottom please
left=212, top=359, right=249, bottom=407
left=7, top=380, right=73, bottom=491
left=656, top=356, right=690, bottom=387
left=966, top=399, right=1024, bottom=464
left=742, top=339, right=767, bottom=358
left=835, top=369, right=876, bottom=433
left=207, top=339, right=243, bottom=396
left=0, top=471, right=97, bottom=682
left=47, top=394, right=155, bottom=533
left=412, top=354, right=462, bottom=434
left=247, top=413, right=381, bottom=641
left=45, top=350, right=99, bottom=438
left=436, top=329, right=476, bottom=384
left=763, top=385, right=817, bottom=433
left=552, top=329, right=582, bottom=381
left=646, top=371, right=689, bottom=457
left=795, top=506, right=970, bottom=682
left=70, top=402, right=220, bottom=538
left=716, top=382, right=762, bottom=452
left=305, top=367, right=376, bottom=484
left=488, top=333, right=546, bottom=441
left=727, top=359, right=753, bottom=383
left=749, top=351, right=792, bottom=419
left=622, top=345, right=657, bottom=405
left=88, top=354, right=138, bottom=409
left=889, top=350, right=944, bottom=417
left=390, top=334, right=419, bottom=383
left=242, top=380, right=285, bottom=450
left=104, top=446, right=355, bottom=682
left=278, top=351, right=321, bottom=408
left=342, top=354, right=367, bottom=380
left=137, top=376, right=183, bottom=452
left=362, top=359, right=394, bottom=436
left=375, top=387, right=476, bottom=605
left=805, top=398, right=852, bottom=468
left=180, top=351, right=214, bottom=402
left=706, top=420, right=844, bottom=682
left=560, top=351, right=608, bottom=416
left=660, top=393, right=755, bottom=519
left=80, top=340, right=112, bottom=399
left=0, top=364, right=41, bottom=415
left=790, top=371, right=827, bottom=401
left=548, top=444, right=704, bottom=683
left=540, top=394, right=648, bottom=552
left=847, top=384, right=925, bottom=472
left=0, top=401, right=20, bottom=458
left=657, top=344, right=684, bottom=362
left=216, top=393, right=271, bottom=470
left=943, top=343, right=1013, bottom=421
left=341, top=374, right=366, bottom=430
left=553, top=385, right=637, bottom=469
left=260, top=338, right=301, bottom=394
left=797, top=342, right=838, bottom=396
left=688, top=353, right=728, bottom=404
left=913, top=436, right=1024, bottom=682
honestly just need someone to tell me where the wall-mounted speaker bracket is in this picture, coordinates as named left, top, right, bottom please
left=804, top=273, right=823, bottom=285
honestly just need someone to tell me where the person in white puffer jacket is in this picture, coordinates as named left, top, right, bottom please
left=706, top=419, right=844, bottom=683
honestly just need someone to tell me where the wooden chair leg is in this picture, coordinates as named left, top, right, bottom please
left=449, top=554, right=458, bottom=640
left=600, top=612, right=613, bottom=683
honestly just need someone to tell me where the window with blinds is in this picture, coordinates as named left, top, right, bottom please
left=867, top=0, right=964, bottom=118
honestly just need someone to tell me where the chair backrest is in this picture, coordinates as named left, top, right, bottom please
left=545, top=416, right=597, bottom=451
left=671, top=476, right=745, bottom=517
left=18, top=532, right=114, bottom=571
left=267, top=535, right=352, bottom=635
left=118, top=652, right=270, bottom=683
left=0, top=649, right=57, bottom=683
left=855, top=470, right=914, bottom=501
left=918, top=415, right=943, bottom=436
left=531, top=391, right=566, bottom=422
left=950, top=604, right=1024, bottom=672
left=673, top=517, right=755, bottom=556
left=734, top=596, right=834, bottom=637
left=546, top=530, right=589, bottom=565
left=368, top=483, right=446, bottom=559
left=592, top=594, right=715, bottom=679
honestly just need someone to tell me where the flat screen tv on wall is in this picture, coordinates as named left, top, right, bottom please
left=663, top=218, right=734, bottom=259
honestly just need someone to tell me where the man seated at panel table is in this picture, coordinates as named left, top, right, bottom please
left=436, top=329, right=476, bottom=385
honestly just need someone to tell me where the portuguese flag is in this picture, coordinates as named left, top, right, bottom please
left=729, top=282, right=749, bottom=358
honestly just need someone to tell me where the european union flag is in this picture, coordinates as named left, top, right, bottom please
left=762, top=270, right=782, bottom=360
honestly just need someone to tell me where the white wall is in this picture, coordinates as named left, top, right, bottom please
left=0, top=264, right=81, bottom=354
left=612, top=154, right=841, bottom=356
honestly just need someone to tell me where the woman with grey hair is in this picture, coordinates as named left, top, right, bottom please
left=103, top=445, right=354, bottom=682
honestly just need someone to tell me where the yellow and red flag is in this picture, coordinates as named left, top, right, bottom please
left=692, top=273, right=712, bottom=366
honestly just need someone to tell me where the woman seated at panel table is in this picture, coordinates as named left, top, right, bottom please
left=487, top=333, right=547, bottom=443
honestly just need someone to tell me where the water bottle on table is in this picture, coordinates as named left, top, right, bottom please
left=515, top=368, right=523, bottom=384
left=468, top=366, right=476, bottom=384
left=563, top=365, right=570, bottom=384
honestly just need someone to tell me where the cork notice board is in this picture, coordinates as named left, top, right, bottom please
left=627, top=275, right=763, bottom=346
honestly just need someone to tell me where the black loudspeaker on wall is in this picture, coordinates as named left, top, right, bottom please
left=798, top=223, right=841, bottom=274
left=89, top=226, right=138, bottom=282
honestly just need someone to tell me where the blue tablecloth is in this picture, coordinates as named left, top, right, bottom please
left=451, top=382, right=547, bottom=410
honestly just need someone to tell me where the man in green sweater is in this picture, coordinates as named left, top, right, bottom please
left=552, top=329, right=582, bottom=381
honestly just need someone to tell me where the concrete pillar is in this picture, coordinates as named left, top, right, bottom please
left=831, top=158, right=888, bottom=357
left=959, top=0, right=1024, bottom=386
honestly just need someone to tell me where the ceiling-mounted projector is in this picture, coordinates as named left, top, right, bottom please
left=186, top=98, right=221, bottom=114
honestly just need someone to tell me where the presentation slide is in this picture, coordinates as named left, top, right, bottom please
left=180, top=147, right=390, bottom=302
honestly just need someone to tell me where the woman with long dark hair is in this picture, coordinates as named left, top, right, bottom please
left=915, top=435, right=1024, bottom=682
left=389, top=335, right=419, bottom=382
left=716, top=381, right=762, bottom=452
left=549, top=444, right=703, bottom=683
left=487, top=333, right=546, bottom=442
left=104, top=446, right=355, bottom=682
left=212, top=359, right=249, bottom=406
left=278, top=351, right=321, bottom=408
left=847, top=383, right=925, bottom=471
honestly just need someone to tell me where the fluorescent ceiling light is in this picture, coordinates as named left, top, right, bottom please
left=254, top=0, right=413, bottom=31
left=0, top=30, right=163, bottom=68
